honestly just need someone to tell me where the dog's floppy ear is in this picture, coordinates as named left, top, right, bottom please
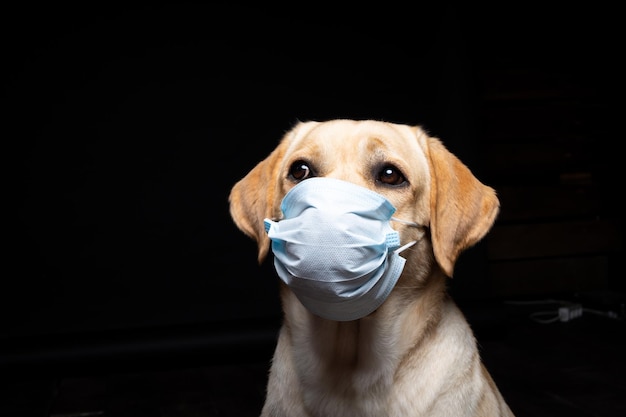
left=425, top=136, right=500, bottom=278
left=228, top=144, right=285, bottom=264
left=229, top=121, right=317, bottom=263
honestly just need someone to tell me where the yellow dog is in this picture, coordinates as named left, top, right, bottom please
left=229, top=119, right=514, bottom=416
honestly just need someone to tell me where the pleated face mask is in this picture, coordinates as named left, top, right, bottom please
left=264, top=177, right=421, bottom=321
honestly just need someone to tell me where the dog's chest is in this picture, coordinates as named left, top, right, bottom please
left=292, top=320, right=411, bottom=416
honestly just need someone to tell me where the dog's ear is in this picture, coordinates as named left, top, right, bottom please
left=425, top=136, right=500, bottom=278
left=228, top=144, right=285, bottom=264
left=229, top=121, right=318, bottom=263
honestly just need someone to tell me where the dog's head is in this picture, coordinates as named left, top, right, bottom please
left=229, top=119, right=499, bottom=278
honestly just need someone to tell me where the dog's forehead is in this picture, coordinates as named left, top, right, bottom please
left=286, top=120, right=424, bottom=160
left=278, top=120, right=432, bottom=204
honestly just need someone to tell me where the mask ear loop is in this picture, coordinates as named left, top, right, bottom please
left=390, top=217, right=425, bottom=254
left=390, top=217, right=421, bottom=227
left=394, top=240, right=417, bottom=255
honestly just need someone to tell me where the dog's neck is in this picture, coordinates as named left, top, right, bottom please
left=279, top=271, right=448, bottom=390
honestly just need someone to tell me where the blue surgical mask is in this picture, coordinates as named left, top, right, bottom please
left=264, top=177, right=421, bottom=321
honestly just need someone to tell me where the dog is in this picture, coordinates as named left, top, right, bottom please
left=229, top=119, right=514, bottom=416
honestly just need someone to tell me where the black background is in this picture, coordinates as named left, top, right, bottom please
left=3, top=1, right=621, bottom=371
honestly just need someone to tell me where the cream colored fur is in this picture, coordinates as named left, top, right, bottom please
left=229, top=119, right=514, bottom=416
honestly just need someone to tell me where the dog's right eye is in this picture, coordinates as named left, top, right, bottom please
left=288, top=160, right=316, bottom=182
left=376, top=164, right=407, bottom=186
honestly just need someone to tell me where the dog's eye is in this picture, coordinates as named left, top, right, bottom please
left=288, top=160, right=316, bottom=182
left=377, top=165, right=406, bottom=186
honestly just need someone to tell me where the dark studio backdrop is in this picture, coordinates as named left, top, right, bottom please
left=3, top=1, right=623, bottom=377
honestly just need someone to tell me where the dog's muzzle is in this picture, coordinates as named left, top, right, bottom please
left=264, top=177, right=422, bottom=321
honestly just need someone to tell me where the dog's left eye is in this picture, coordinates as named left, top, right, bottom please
left=288, top=160, right=316, bottom=182
left=377, top=165, right=406, bottom=186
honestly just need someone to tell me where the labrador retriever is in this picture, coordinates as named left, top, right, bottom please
left=229, top=119, right=514, bottom=416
